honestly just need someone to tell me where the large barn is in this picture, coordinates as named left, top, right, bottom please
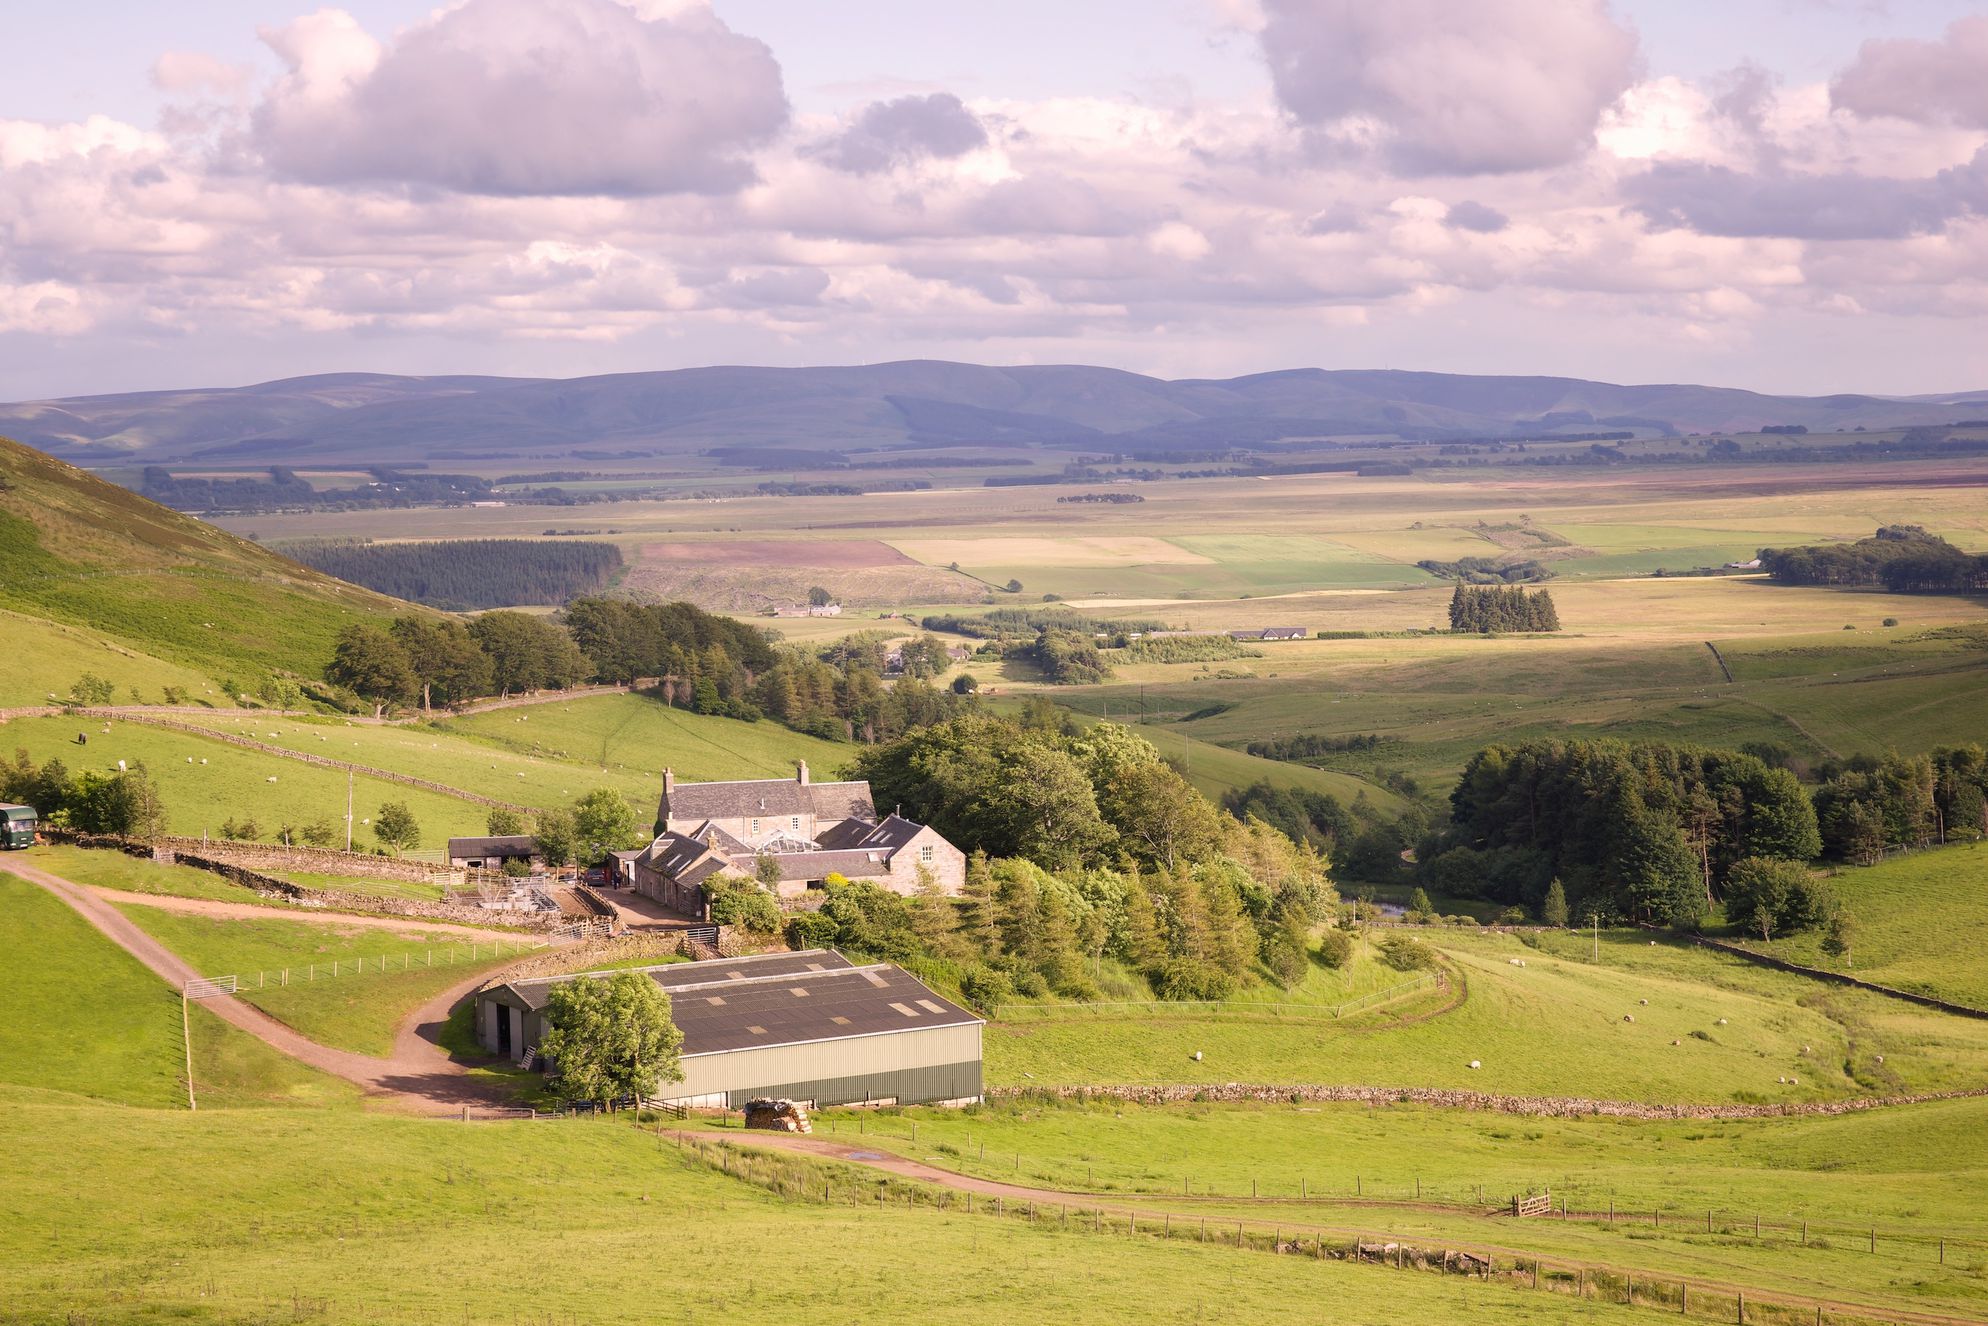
left=474, top=949, right=983, bottom=1109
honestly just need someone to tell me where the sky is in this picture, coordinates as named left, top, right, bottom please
left=1, top=0, right=1986, bottom=399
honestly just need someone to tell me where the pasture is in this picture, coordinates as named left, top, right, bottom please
left=0, top=871, right=356, bottom=1109
left=1726, top=844, right=1988, bottom=1009
left=0, top=1105, right=1655, bottom=1326
left=0, top=608, right=213, bottom=707
left=985, top=928, right=1988, bottom=1104
left=110, top=900, right=529, bottom=1055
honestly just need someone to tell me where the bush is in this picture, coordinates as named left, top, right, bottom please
left=501, top=857, right=533, bottom=879
left=958, top=964, right=1014, bottom=1013
left=1882, top=617, right=1899, bottom=627
left=707, top=880, right=781, bottom=934
left=1314, top=927, right=1354, bottom=969
left=783, top=910, right=839, bottom=950
left=1154, top=958, right=1237, bottom=1001
left=1377, top=934, right=1437, bottom=972
left=1497, top=906, right=1529, bottom=925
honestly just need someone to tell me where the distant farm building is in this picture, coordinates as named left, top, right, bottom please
left=446, top=835, right=540, bottom=870
left=1725, top=558, right=1763, bottom=570
left=474, top=949, right=984, bottom=1108
left=774, top=603, right=842, bottom=617
left=1229, top=627, right=1307, bottom=642
left=629, top=763, right=966, bottom=915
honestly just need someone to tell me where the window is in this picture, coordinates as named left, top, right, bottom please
left=920, top=845, right=935, bottom=864
left=791, top=816, right=801, bottom=831
left=750, top=818, right=760, bottom=835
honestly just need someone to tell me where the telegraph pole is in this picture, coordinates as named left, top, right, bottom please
left=345, top=765, right=355, bottom=852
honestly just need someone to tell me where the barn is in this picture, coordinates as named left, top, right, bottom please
left=474, top=949, right=983, bottom=1109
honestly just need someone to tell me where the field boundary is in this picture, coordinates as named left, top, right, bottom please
left=1685, top=932, right=1988, bottom=1020
left=1703, top=641, right=1734, bottom=682
left=989, top=1080, right=1988, bottom=1121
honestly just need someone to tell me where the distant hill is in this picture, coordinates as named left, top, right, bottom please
left=3, top=363, right=1981, bottom=466
left=0, top=437, right=412, bottom=688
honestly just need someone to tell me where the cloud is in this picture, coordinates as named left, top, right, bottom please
left=252, top=0, right=787, bottom=196
left=1624, top=159, right=1977, bottom=240
left=1832, top=17, right=1988, bottom=129
left=1445, top=200, right=1509, bottom=233
left=152, top=51, right=254, bottom=97
left=1257, top=0, right=1638, bottom=174
left=812, top=93, right=988, bottom=174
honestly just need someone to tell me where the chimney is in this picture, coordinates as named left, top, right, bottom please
left=797, top=760, right=810, bottom=786
left=662, top=767, right=675, bottom=795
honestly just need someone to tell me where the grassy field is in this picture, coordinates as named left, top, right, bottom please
left=985, top=928, right=1988, bottom=1104
left=110, top=901, right=532, bottom=1055
left=0, top=607, right=216, bottom=707
left=1724, top=844, right=1988, bottom=1008
left=0, top=872, right=357, bottom=1109
left=436, top=691, right=857, bottom=789
left=1, top=714, right=496, bottom=848
left=25, top=842, right=272, bottom=903
left=0, top=1105, right=1666, bottom=1326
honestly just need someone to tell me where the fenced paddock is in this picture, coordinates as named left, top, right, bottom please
left=209, top=936, right=548, bottom=993
left=667, top=1131, right=1965, bottom=1326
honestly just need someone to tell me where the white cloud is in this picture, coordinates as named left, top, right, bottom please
left=251, top=0, right=787, bottom=196
left=1258, top=0, right=1639, bottom=174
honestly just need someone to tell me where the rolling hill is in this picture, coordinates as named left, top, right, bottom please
left=0, top=436, right=414, bottom=693
left=3, top=363, right=1981, bottom=465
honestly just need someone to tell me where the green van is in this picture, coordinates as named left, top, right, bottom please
left=1, top=804, right=36, bottom=849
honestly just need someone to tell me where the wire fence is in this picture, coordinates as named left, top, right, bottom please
left=770, top=1112, right=1988, bottom=1270
left=672, top=1132, right=1966, bottom=1326
left=208, top=936, right=549, bottom=992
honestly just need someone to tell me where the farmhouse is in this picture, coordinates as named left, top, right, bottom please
left=629, top=763, right=965, bottom=913
left=474, top=949, right=983, bottom=1108
left=1229, top=626, right=1306, bottom=642
left=446, top=834, right=540, bottom=870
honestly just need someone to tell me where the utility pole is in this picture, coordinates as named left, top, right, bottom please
left=345, top=764, right=354, bottom=852
left=1592, top=913, right=1599, bottom=962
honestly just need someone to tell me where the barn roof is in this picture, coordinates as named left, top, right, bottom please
left=494, top=949, right=979, bottom=1055
left=446, top=835, right=538, bottom=859
left=665, top=777, right=875, bottom=823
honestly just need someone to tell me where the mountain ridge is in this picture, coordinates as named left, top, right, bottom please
left=4, top=361, right=1981, bottom=465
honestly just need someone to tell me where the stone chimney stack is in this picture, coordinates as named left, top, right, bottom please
left=797, top=760, right=810, bottom=786
left=663, top=767, right=675, bottom=794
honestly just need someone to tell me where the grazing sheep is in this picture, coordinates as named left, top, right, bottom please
left=1468, top=1060, right=1481, bottom=1070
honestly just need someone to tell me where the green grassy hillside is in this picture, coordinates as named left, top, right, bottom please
left=1726, top=843, right=1988, bottom=1008
left=0, top=437, right=413, bottom=686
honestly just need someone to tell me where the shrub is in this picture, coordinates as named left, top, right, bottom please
left=1377, top=934, right=1437, bottom=972
left=1882, top=617, right=1899, bottom=627
left=707, top=879, right=781, bottom=934
left=1154, top=958, right=1237, bottom=1001
left=958, top=964, right=1014, bottom=1013
left=783, top=910, right=839, bottom=950
left=1314, top=928, right=1354, bottom=969
left=501, top=858, right=532, bottom=879
left=1497, top=906, right=1529, bottom=925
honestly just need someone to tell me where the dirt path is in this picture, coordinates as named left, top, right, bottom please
left=5, top=859, right=529, bottom=1115
left=88, top=886, right=530, bottom=941
left=687, top=1129, right=1988, bottom=1326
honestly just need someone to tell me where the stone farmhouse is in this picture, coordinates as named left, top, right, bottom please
left=628, top=762, right=966, bottom=915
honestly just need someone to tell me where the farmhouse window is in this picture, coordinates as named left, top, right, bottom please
left=920, top=845, right=934, bottom=864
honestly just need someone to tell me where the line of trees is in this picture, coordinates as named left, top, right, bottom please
left=1447, top=584, right=1561, bottom=633
left=1427, top=739, right=1821, bottom=926
left=1758, top=525, right=1988, bottom=593
left=0, top=750, right=165, bottom=838
left=326, top=612, right=591, bottom=713
left=1244, top=733, right=1390, bottom=761
left=1811, top=747, right=1988, bottom=863
left=285, top=540, right=624, bottom=610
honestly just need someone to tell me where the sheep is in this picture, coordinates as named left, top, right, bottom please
left=1467, top=1060, right=1481, bottom=1070
left=266, top=776, right=278, bottom=784
left=1191, top=1051, right=1203, bottom=1062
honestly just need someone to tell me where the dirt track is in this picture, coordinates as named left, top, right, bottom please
left=5, top=858, right=528, bottom=1114
left=689, top=1128, right=1988, bottom=1326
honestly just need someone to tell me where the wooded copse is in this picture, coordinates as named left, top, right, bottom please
left=1447, top=584, right=1561, bottom=633
left=0, top=749, right=166, bottom=838
left=1428, top=739, right=1821, bottom=928
left=1758, top=525, right=1988, bottom=593
left=1812, top=746, right=1988, bottom=863
left=284, top=539, right=624, bottom=609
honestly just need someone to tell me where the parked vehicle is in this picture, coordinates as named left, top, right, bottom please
left=1, top=804, right=37, bottom=850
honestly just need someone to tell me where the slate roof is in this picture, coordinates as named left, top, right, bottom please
left=446, top=835, right=538, bottom=859
left=663, top=777, right=875, bottom=824
left=494, top=950, right=981, bottom=1056
left=814, top=813, right=926, bottom=852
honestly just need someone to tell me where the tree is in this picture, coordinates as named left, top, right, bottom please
left=1821, top=910, right=1856, bottom=965
left=486, top=808, right=525, bottom=836
left=1004, top=579, right=1024, bottom=593
left=807, top=585, right=833, bottom=607
left=534, top=808, right=578, bottom=868
left=1542, top=877, right=1570, bottom=928
left=373, top=802, right=420, bottom=855
left=70, top=673, right=116, bottom=706
left=326, top=625, right=418, bottom=716
left=538, top=972, right=683, bottom=1106
left=391, top=617, right=493, bottom=710
left=571, top=789, right=642, bottom=865
left=1407, top=886, right=1434, bottom=917
left=1723, top=857, right=1834, bottom=938
left=299, top=817, right=339, bottom=849
left=951, top=673, right=978, bottom=695
left=70, top=766, right=166, bottom=838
